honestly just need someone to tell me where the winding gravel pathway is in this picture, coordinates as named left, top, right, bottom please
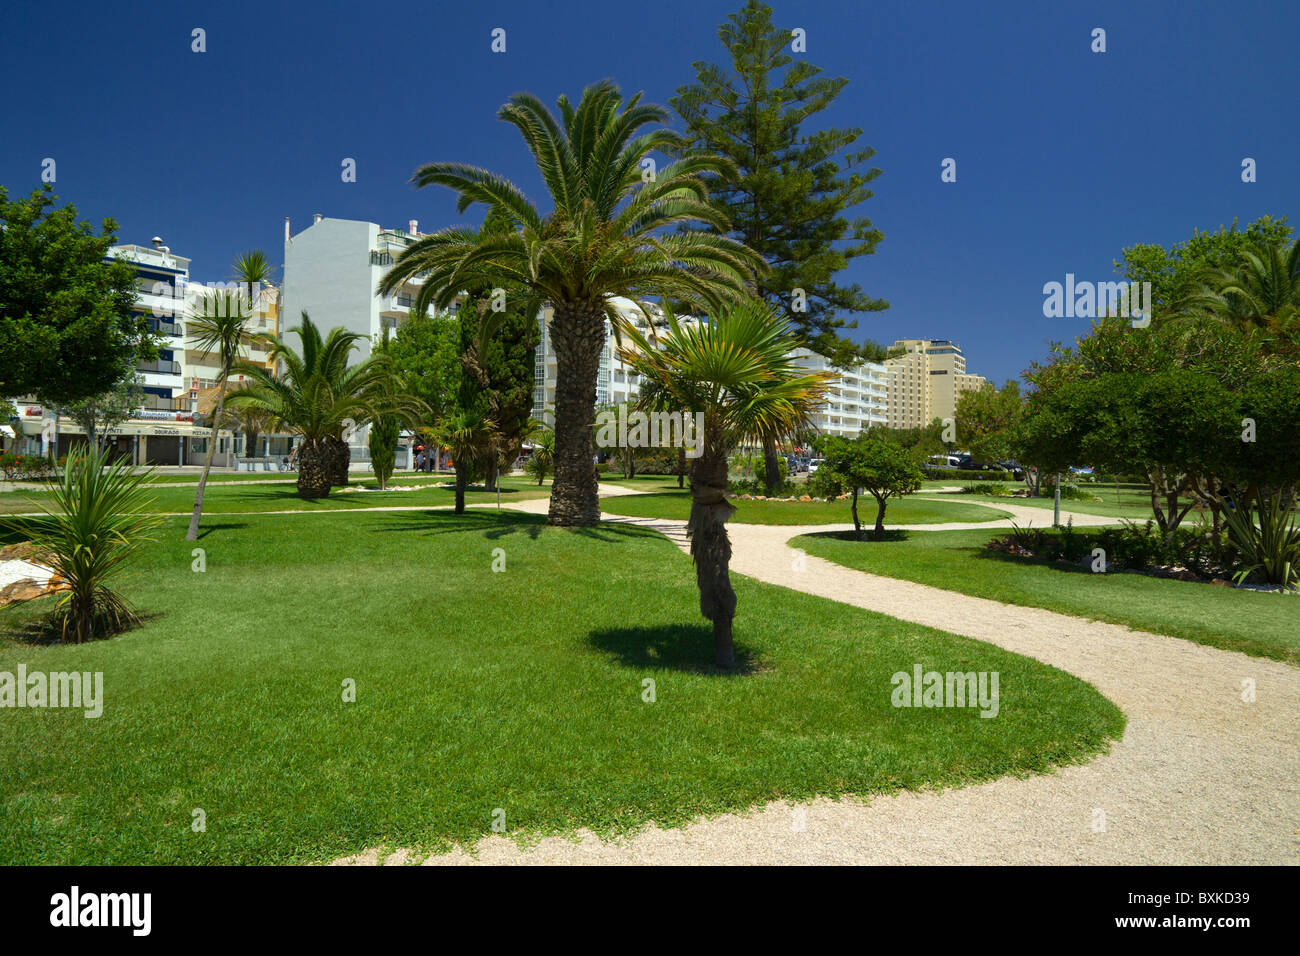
left=338, top=491, right=1299, bottom=865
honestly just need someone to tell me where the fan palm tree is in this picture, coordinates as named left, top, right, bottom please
left=432, top=410, right=499, bottom=513
left=377, top=79, right=764, bottom=527
left=185, top=249, right=276, bottom=540
left=227, top=313, right=420, bottom=499
left=618, top=301, right=832, bottom=668
left=1195, top=238, right=1300, bottom=355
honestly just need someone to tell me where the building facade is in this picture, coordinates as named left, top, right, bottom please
left=790, top=349, right=888, bottom=437
left=883, top=339, right=987, bottom=430
left=282, top=215, right=431, bottom=363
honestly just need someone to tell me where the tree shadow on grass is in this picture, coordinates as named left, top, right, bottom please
left=589, top=623, right=760, bottom=676
left=368, top=510, right=665, bottom=545
left=801, top=529, right=911, bottom=543
left=195, top=522, right=249, bottom=540
left=970, top=546, right=1095, bottom=575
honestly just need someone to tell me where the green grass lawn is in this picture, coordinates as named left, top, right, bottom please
left=601, top=489, right=1011, bottom=526
left=135, top=469, right=459, bottom=486
left=0, top=510, right=1122, bottom=864
left=0, top=475, right=551, bottom=516
left=795, top=528, right=1299, bottom=664
left=924, top=482, right=1158, bottom=521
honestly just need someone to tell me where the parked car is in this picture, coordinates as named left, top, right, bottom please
left=996, top=460, right=1026, bottom=480
left=808, top=458, right=824, bottom=474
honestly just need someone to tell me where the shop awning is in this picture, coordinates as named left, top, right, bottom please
left=0, top=424, right=14, bottom=438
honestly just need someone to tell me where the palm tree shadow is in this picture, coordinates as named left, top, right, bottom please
left=803, top=529, right=911, bottom=543
left=196, top=522, right=249, bottom=539
left=589, top=623, right=759, bottom=676
left=369, top=509, right=549, bottom=540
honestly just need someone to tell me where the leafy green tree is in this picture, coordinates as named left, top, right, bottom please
left=672, top=0, right=889, bottom=492
left=955, top=380, right=1022, bottom=463
left=1116, top=216, right=1292, bottom=326
left=65, top=374, right=144, bottom=454
left=379, top=80, right=762, bottom=527
left=0, top=444, right=160, bottom=643
left=185, top=250, right=274, bottom=540
left=0, top=185, right=156, bottom=405
left=384, top=311, right=463, bottom=428
left=817, top=433, right=923, bottom=540
left=228, top=313, right=420, bottom=499
left=619, top=300, right=831, bottom=669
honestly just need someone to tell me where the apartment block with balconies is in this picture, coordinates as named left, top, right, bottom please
left=790, top=349, right=888, bottom=437
left=110, top=241, right=191, bottom=411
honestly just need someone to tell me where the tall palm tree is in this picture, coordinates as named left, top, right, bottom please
left=378, top=79, right=764, bottom=527
left=185, top=250, right=276, bottom=540
left=619, top=301, right=832, bottom=668
left=227, top=313, right=420, bottom=499
left=1196, top=238, right=1300, bottom=355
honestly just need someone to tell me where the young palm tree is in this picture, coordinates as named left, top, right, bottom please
left=378, top=79, right=764, bottom=527
left=0, top=444, right=160, bottom=643
left=227, top=313, right=420, bottom=499
left=525, top=427, right=556, bottom=486
left=433, top=411, right=499, bottom=513
left=185, top=250, right=276, bottom=540
left=619, top=301, right=832, bottom=668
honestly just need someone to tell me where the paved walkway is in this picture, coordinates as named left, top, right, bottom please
left=335, top=491, right=1299, bottom=865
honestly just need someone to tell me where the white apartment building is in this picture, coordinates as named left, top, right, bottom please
left=790, top=349, right=888, bottom=437
left=532, top=297, right=666, bottom=426
left=282, top=215, right=433, bottom=362
left=884, top=338, right=987, bottom=430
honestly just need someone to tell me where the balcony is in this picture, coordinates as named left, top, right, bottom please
left=137, top=359, right=181, bottom=375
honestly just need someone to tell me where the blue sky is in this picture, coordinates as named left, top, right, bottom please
left=2, top=0, right=1295, bottom=384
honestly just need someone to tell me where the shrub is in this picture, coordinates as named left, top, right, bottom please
left=924, top=467, right=1013, bottom=481
left=962, top=482, right=1011, bottom=496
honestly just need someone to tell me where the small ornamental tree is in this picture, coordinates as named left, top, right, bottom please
left=819, top=433, right=924, bottom=540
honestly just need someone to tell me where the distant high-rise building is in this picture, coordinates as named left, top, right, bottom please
left=884, top=339, right=987, bottom=430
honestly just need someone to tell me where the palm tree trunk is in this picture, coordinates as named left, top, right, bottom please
left=328, top=436, right=350, bottom=487
left=677, top=446, right=686, bottom=489
left=547, top=302, right=605, bottom=526
left=454, top=465, right=468, bottom=514
left=688, top=429, right=738, bottom=669
left=296, top=438, right=332, bottom=499
left=186, top=385, right=226, bottom=540
left=762, top=436, right=781, bottom=496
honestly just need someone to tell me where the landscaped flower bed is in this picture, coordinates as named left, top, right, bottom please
left=987, top=520, right=1297, bottom=593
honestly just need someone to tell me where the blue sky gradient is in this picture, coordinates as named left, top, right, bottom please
left=2, top=0, right=1295, bottom=384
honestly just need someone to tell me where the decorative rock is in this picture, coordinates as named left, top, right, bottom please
left=799, top=494, right=812, bottom=502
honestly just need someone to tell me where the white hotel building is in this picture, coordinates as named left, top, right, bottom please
left=790, top=348, right=888, bottom=437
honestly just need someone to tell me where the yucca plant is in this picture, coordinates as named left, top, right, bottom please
left=1222, top=494, right=1300, bottom=589
left=618, top=300, right=832, bottom=668
left=0, top=445, right=160, bottom=643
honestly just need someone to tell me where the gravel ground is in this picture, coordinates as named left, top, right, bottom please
left=328, top=495, right=1300, bottom=865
